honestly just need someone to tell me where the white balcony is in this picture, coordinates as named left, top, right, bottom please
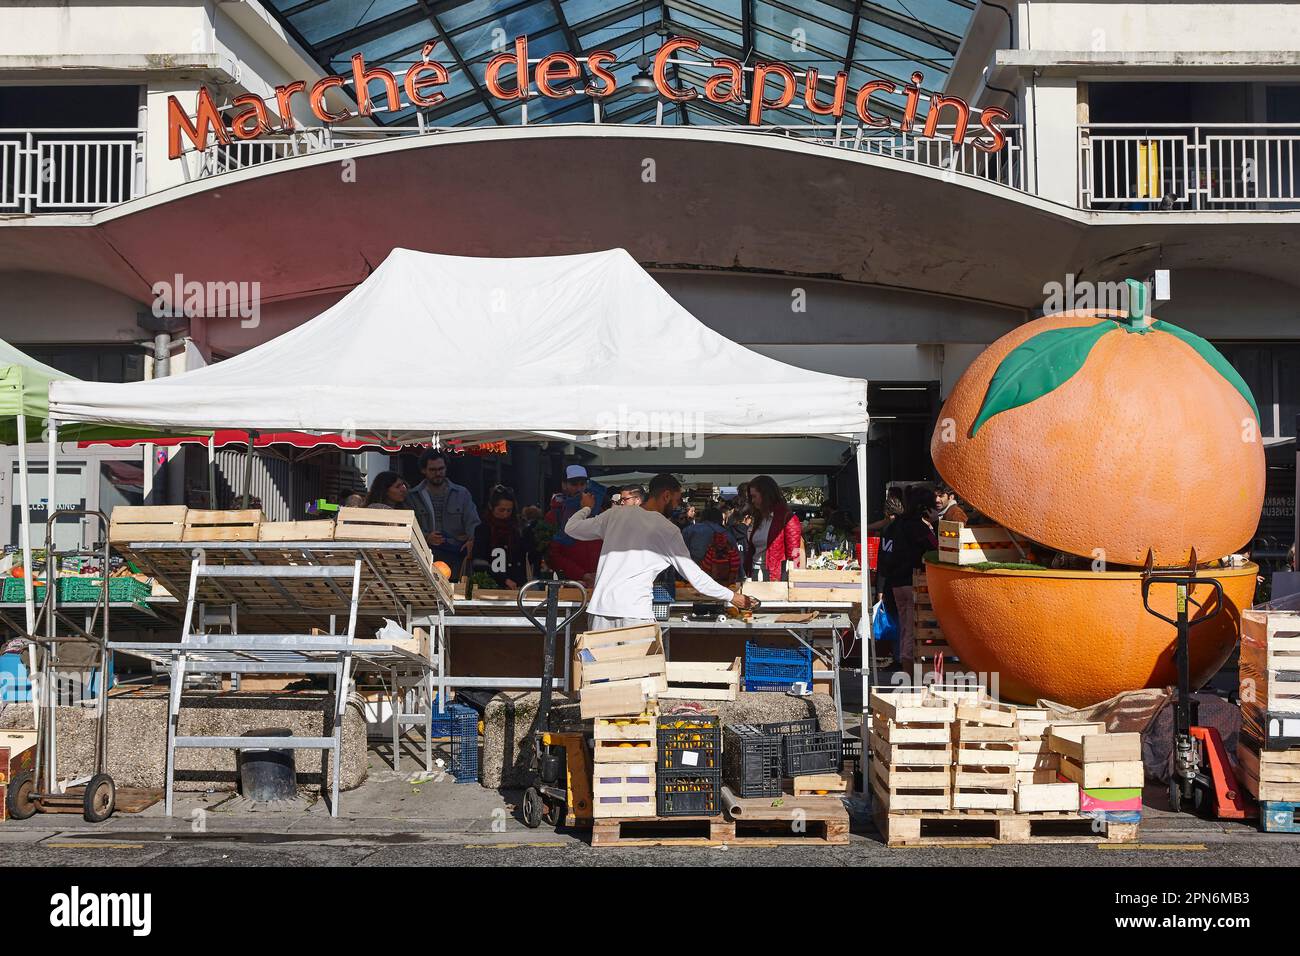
left=0, top=128, right=145, bottom=214
left=1079, top=124, right=1300, bottom=211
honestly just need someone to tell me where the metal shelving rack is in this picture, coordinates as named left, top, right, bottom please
left=108, top=539, right=456, bottom=809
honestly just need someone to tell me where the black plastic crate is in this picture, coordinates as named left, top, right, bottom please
left=783, top=730, right=844, bottom=777
left=723, top=723, right=782, bottom=798
left=756, top=718, right=818, bottom=738
left=657, top=770, right=722, bottom=817
left=657, top=714, right=722, bottom=771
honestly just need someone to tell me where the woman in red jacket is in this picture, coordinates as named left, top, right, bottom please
left=746, top=475, right=803, bottom=581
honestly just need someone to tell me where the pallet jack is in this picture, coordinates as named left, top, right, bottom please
left=5, top=509, right=117, bottom=823
left=516, top=578, right=591, bottom=829
left=1140, top=551, right=1251, bottom=821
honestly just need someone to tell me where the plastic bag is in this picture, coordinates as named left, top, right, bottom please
left=870, top=599, right=898, bottom=644
left=375, top=618, right=412, bottom=642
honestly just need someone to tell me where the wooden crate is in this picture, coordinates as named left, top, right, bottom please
left=1237, top=743, right=1300, bottom=803
left=787, top=568, right=861, bottom=602
left=259, top=519, right=336, bottom=541
left=592, top=762, right=657, bottom=818
left=1016, top=782, right=1080, bottom=813
left=0, top=731, right=37, bottom=823
left=592, top=714, right=657, bottom=764
left=574, top=624, right=666, bottom=719
left=662, top=657, right=740, bottom=701
left=741, top=580, right=789, bottom=602
left=182, top=509, right=263, bottom=542
left=791, top=771, right=851, bottom=796
left=1047, top=728, right=1143, bottom=790
left=108, top=505, right=188, bottom=543
left=936, top=520, right=1025, bottom=565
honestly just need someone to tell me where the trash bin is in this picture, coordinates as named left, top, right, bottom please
left=237, top=727, right=297, bottom=801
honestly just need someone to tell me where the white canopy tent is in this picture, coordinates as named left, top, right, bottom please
left=47, top=248, right=875, bottom=669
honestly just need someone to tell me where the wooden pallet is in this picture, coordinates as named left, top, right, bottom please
left=874, top=805, right=1138, bottom=847
left=1258, top=800, right=1300, bottom=833
left=591, top=793, right=850, bottom=847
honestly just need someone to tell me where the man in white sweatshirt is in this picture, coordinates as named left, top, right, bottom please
left=565, top=473, right=755, bottom=629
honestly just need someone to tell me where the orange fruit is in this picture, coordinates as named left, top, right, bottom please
left=926, top=559, right=1256, bottom=706
left=432, top=561, right=452, bottom=580
left=931, top=308, right=1264, bottom=567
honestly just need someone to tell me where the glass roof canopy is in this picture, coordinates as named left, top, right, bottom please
left=261, top=0, right=975, bottom=129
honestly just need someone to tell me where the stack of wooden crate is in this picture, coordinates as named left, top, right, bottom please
left=591, top=715, right=658, bottom=819
left=867, top=688, right=956, bottom=811
left=951, top=698, right=1018, bottom=810
left=1238, top=610, right=1300, bottom=829
left=1013, top=707, right=1079, bottom=812
left=573, top=623, right=667, bottom=720
left=912, top=569, right=959, bottom=668
left=1048, top=722, right=1143, bottom=789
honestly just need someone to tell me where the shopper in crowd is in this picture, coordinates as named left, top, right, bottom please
left=341, top=491, right=367, bottom=509
left=695, top=506, right=742, bottom=585
left=545, top=464, right=603, bottom=586
left=470, top=485, right=528, bottom=589
left=868, top=487, right=905, bottom=533
left=619, top=485, right=645, bottom=507
left=746, top=475, right=804, bottom=581
left=935, top=481, right=968, bottom=524
left=564, top=473, right=754, bottom=628
left=365, top=471, right=409, bottom=509
left=407, top=449, right=480, bottom=580
left=519, top=504, right=547, bottom=575
left=682, top=505, right=729, bottom=563
left=878, top=484, right=939, bottom=676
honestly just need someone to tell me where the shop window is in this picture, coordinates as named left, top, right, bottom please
left=1214, top=342, right=1298, bottom=439
left=19, top=345, right=145, bottom=383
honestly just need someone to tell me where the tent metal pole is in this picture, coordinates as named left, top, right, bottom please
left=46, top=416, right=58, bottom=790
left=855, top=434, right=875, bottom=696
left=16, top=413, right=37, bottom=731
left=240, top=430, right=257, bottom=509
left=207, top=435, right=217, bottom=508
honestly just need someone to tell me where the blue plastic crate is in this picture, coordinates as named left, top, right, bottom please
left=428, top=702, right=479, bottom=784
left=743, top=642, right=812, bottom=692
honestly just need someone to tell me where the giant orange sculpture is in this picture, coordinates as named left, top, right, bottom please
left=928, top=288, right=1264, bottom=705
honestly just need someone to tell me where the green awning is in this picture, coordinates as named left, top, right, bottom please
left=0, top=338, right=200, bottom=444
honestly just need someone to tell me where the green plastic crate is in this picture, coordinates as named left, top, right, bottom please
left=1, top=576, right=151, bottom=605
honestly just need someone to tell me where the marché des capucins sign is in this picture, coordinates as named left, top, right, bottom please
left=167, top=35, right=1010, bottom=160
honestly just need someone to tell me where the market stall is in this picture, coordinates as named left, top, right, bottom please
left=43, top=248, right=873, bottom=823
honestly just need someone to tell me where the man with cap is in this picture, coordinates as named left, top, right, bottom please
left=544, top=464, right=604, bottom=585
left=565, top=472, right=754, bottom=629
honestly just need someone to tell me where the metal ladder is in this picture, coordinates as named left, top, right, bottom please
left=161, top=553, right=362, bottom=817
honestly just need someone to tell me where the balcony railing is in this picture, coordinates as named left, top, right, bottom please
left=0, top=128, right=145, bottom=213
left=181, top=117, right=1027, bottom=193
left=1079, top=123, right=1300, bottom=211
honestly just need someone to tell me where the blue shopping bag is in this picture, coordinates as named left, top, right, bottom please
left=870, top=599, right=898, bottom=645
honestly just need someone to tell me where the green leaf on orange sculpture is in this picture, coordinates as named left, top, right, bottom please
left=970, top=321, right=1114, bottom=436
left=1151, top=320, right=1260, bottom=425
